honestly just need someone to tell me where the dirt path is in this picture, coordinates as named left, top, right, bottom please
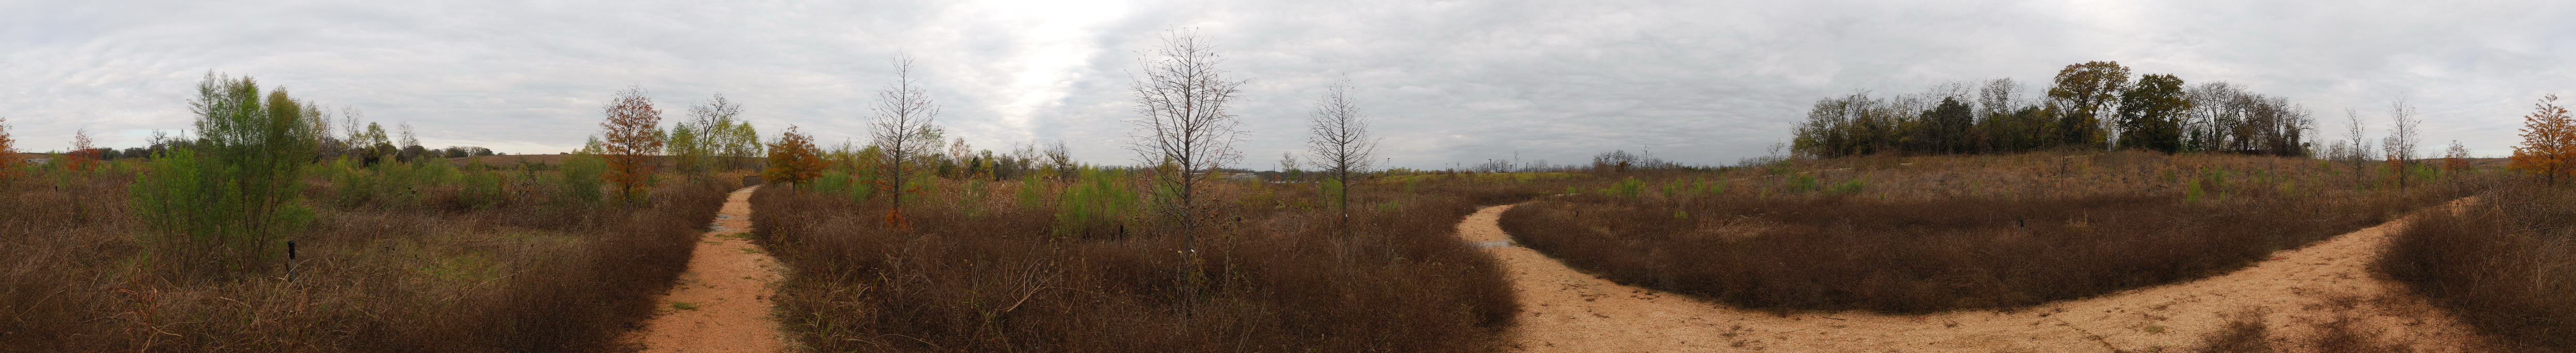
left=631, top=186, right=785, bottom=352
left=1461, top=200, right=2494, bottom=352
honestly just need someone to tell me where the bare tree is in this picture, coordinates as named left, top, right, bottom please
left=677, top=93, right=743, bottom=175
left=1976, top=78, right=2021, bottom=120
left=1276, top=151, right=1297, bottom=174
left=868, top=55, right=942, bottom=227
left=1124, top=29, right=1248, bottom=311
left=1303, top=77, right=1379, bottom=238
left=2343, top=108, right=2374, bottom=184
left=398, top=122, right=422, bottom=161
left=2383, top=98, right=2421, bottom=188
left=1126, top=29, right=1248, bottom=233
left=1043, top=140, right=1074, bottom=178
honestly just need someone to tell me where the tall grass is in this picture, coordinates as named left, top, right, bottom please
left=2380, top=181, right=2576, bottom=352
left=1501, top=152, right=2472, bottom=313
left=748, top=170, right=1552, bottom=351
left=0, top=162, right=728, bottom=351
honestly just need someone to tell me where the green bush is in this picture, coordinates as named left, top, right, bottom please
left=1787, top=174, right=1818, bottom=192
left=1320, top=178, right=1345, bottom=207
left=1605, top=176, right=1643, bottom=199
left=560, top=153, right=606, bottom=206
left=1053, top=167, right=1139, bottom=239
left=459, top=165, right=509, bottom=209
left=1825, top=179, right=1866, bottom=195
left=128, top=73, right=321, bottom=280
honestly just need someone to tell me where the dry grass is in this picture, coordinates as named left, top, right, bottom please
left=748, top=172, right=1562, bottom=352
left=0, top=162, right=729, bottom=352
left=2380, top=181, right=2576, bottom=352
left=1499, top=152, right=2473, bottom=313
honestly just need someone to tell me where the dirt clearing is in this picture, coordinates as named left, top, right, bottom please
left=1462, top=200, right=2495, bottom=352
left=630, top=186, right=786, bottom=352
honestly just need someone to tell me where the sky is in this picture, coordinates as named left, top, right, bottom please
left=5, top=0, right=2573, bottom=169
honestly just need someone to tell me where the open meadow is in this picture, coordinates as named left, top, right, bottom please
left=8, top=7, right=2576, bottom=352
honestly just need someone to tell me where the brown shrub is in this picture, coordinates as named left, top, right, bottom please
left=749, top=174, right=1545, bottom=351
left=1499, top=152, right=2468, bottom=313
left=0, top=165, right=728, bottom=352
left=2380, top=182, right=2576, bottom=352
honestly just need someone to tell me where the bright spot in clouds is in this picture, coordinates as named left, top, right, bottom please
left=3, top=1, right=2571, bottom=167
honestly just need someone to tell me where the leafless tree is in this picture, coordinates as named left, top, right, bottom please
left=2182, top=81, right=2240, bottom=152
left=867, top=54, right=941, bottom=225
left=1126, top=29, right=1247, bottom=237
left=2344, top=108, right=2374, bottom=183
left=1976, top=78, right=2021, bottom=119
left=2384, top=98, right=2421, bottom=188
left=1303, top=77, right=1379, bottom=238
left=1125, top=29, right=1247, bottom=313
left=398, top=122, right=419, bottom=149
left=1044, top=140, right=1074, bottom=178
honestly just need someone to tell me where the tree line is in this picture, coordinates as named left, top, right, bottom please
left=0, top=108, right=506, bottom=167
left=1791, top=61, right=2315, bottom=158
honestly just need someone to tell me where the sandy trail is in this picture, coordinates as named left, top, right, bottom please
left=1462, top=200, right=2494, bottom=352
left=631, top=186, right=786, bottom=352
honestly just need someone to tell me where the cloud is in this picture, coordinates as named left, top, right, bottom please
left=4, top=0, right=2570, bottom=166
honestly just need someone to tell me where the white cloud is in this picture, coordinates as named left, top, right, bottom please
left=3, top=0, right=2571, bottom=165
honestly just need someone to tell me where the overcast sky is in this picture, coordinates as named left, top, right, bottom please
left=6, top=1, right=2571, bottom=169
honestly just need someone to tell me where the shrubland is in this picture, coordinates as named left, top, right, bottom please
left=1500, top=151, right=2480, bottom=313
left=749, top=168, right=1572, bottom=351
left=2381, top=181, right=2576, bottom=352
left=0, top=155, right=728, bottom=352
left=0, top=73, right=731, bottom=352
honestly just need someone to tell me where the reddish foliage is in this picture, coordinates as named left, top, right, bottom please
left=0, top=116, right=16, bottom=178
left=761, top=125, right=823, bottom=185
left=600, top=87, right=665, bottom=201
left=65, top=129, right=98, bottom=172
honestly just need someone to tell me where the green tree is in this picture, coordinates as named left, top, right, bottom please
left=668, top=123, right=703, bottom=173
left=2116, top=73, right=2191, bottom=153
left=2046, top=61, right=2129, bottom=149
left=131, top=72, right=322, bottom=279
left=674, top=93, right=741, bottom=176
left=713, top=120, right=761, bottom=171
left=1922, top=97, right=1974, bottom=154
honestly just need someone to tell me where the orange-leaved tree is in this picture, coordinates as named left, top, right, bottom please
left=2511, top=94, right=2576, bottom=184
left=599, top=86, right=666, bottom=203
left=0, top=116, right=16, bottom=178
left=2443, top=140, right=2471, bottom=175
left=763, top=125, right=824, bottom=186
left=67, top=128, right=98, bottom=172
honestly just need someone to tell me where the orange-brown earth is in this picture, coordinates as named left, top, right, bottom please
left=1464, top=200, right=2496, bottom=352
left=630, top=186, right=786, bottom=352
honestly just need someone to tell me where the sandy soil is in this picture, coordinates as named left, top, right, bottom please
left=1461, top=200, right=2495, bottom=352
left=630, top=186, right=787, bottom=352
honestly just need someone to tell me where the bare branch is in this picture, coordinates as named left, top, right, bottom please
left=868, top=54, right=942, bottom=222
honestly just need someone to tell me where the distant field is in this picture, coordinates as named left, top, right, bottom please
left=440, top=154, right=761, bottom=170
